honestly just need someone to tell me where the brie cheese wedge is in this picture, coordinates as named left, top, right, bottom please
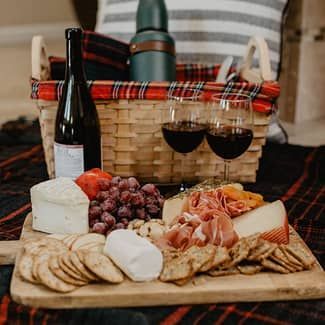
left=104, top=229, right=163, bottom=282
left=31, top=177, right=89, bottom=234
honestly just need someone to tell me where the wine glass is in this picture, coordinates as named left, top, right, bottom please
left=206, top=93, right=254, bottom=183
left=161, top=90, right=206, bottom=192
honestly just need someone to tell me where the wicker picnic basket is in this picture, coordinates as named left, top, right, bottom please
left=31, top=36, right=280, bottom=183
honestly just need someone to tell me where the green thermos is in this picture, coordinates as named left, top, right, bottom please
left=129, top=0, right=176, bottom=81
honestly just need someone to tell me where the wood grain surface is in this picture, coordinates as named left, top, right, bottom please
left=0, top=241, right=21, bottom=265
left=10, top=214, right=325, bottom=308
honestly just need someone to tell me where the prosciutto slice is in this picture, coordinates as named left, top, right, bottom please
left=157, top=189, right=245, bottom=250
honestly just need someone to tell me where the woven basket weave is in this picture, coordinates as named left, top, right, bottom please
left=32, top=36, right=275, bottom=183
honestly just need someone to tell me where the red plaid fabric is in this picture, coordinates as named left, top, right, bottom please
left=31, top=78, right=280, bottom=114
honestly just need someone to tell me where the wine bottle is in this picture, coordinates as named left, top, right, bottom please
left=54, top=28, right=101, bottom=179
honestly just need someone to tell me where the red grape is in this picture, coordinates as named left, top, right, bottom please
left=120, top=218, right=129, bottom=227
left=101, top=212, right=116, bottom=228
left=141, top=183, right=156, bottom=195
left=145, top=195, right=158, bottom=206
left=120, top=191, right=132, bottom=204
left=146, top=204, right=160, bottom=216
left=117, top=206, right=132, bottom=219
left=128, top=177, right=140, bottom=190
left=111, top=176, right=122, bottom=186
left=118, top=179, right=129, bottom=191
left=89, top=218, right=100, bottom=227
left=115, top=222, right=125, bottom=229
left=108, top=186, right=120, bottom=201
left=100, top=198, right=116, bottom=212
left=131, top=192, right=145, bottom=207
left=92, top=222, right=108, bottom=234
left=96, top=191, right=110, bottom=202
left=97, top=178, right=111, bottom=191
left=135, top=208, right=146, bottom=219
left=89, top=206, right=102, bottom=219
left=157, top=196, right=165, bottom=208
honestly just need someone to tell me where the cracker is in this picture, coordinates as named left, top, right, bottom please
left=71, top=233, right=105, bottom=251
left=32, top=248, right=54, bottom=281
left=70, top=251, right=99, bottom=282
left=245, top=233, right=261, bottom=250
left=82, top=251, right=124, bottom=283
left=200, top=246, right=229, bottom=272
left=227, top=238, right=250, bottom=267
left=48, top=256, right=88, bottom=286
left=185, top=245, right=215, bottom=273
left=208, top=267, right=240, bottom=277
left=237, top=264, right=263, bottom=275
left=59, top=254, right=88, bottom=281
left=19, top=253, right=39, bottom=284
left=279, top=245, right=304, bottom=270
left=283, top=243, right=315, bottom=269
left=271, top=248, right=301, bottom=272
left=38, top=260, right=77, bottom=293
left=24, top=238, right=68, bottom=255
left=46, top=234, right=67, bottom=241
left=261, top=258, right=290, bottom=274
left=160, top=254, right=193, bottom=282
left=247, top=239, right=276, bottom=261
left=173, top=277, right=192, bottom=286
left=62, top=234, right=81, bottom=249
left=269, top=255, right=296, bottom=273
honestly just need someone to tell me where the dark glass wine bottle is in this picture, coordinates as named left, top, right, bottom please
left=54, top=28, right=101, bottom=179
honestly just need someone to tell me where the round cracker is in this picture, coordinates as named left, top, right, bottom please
left=81, top=251, right=124, bottom=283
left=70, top=251, right=99, bottom=282
left=19, top=254, right=39, bottom=284
left=71, top=233, right=105, bottom=251
left=32, top=249, right=55, bottom=281
left=38, top=260, right=77, bottom=293
left=59, top=253, right=89, bottom=281
left=24, top=238, right=68, bottom=255
left=48, top=256, right=88, bottom=286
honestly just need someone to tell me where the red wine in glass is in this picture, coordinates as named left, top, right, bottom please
left=162, top=121, right=207, bottom=154
left=161, top=90, right=206, bottom=191
left=206, top=125, right=253, bottom=160
left=207, top=93, right=254, bottom=183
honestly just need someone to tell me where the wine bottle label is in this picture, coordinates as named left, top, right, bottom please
left=54, top=142, right=84, bottom=179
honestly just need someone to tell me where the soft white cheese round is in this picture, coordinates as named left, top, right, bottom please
left=104, top=229, right=163, bottom=282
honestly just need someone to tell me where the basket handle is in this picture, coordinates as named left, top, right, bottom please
left=31, top=35, right=51, bottom=81
left=239, top=36, right=273, bottom=82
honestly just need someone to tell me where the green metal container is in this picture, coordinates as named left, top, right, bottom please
left=130, top=0, right=176, bottom=82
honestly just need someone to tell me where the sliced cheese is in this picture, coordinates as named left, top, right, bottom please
left=104, top=229, right=163, bottom=282
left=233, top=200, right=289, bottom=244
left=162, top=196, right=188, bottom=225
left=31, top=177, right=89, bottom=234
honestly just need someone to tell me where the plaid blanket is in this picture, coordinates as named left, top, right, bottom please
left=0, top=121, right=324, bottom=324
left=31, top=78, right=280, bottom=114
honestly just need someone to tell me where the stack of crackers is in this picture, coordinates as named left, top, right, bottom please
left=160, top=234, right=316, bottom=285
left=18, top=236, right=123, bottom=293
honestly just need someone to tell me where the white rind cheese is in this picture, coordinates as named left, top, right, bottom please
left=104, top=229, right=163, bottom=282
left=31, top=177, right=89, bottom=234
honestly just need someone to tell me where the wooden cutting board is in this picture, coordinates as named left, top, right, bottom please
left=0, top=241, right=21, bottom=265
left=10, top=214, right=325, bottom=309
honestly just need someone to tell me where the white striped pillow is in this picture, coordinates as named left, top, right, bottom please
left=96, top=0, right=288, bottom=79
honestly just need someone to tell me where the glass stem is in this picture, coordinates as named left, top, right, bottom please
left=224, top=159, right=231, bottom=184
left=180, top=153, right=186, bottom=192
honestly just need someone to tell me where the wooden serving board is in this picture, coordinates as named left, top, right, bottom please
left=0, top=240, right=21, bottom=265
left=10, top=214, right=325, bottom=309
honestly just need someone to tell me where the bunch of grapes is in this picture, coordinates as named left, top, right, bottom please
left=88, top=176, right=164, bottom=235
